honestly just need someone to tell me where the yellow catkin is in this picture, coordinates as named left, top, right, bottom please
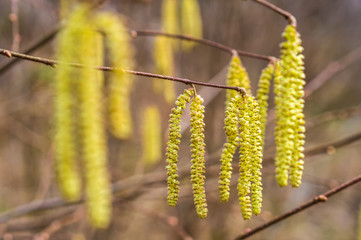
left=142, top=106, right=162, bottom=166
left=60, top=0, right=71, bottom=19
left=77, top=11, right=111, bottom=228
left=238, top=95, right=263, bottom=219
left=181, top=0, right=203, bottom=50
left=153, top=36, right=176, bottom=104
left=226, top=53, right=252, bottom=107
left=166, top=89, right=193, bottom=207
left=96, top=12, right=135, bottom=139
left=54, top=4, right=86, bottom=202
left=162, top=0, right=179, bottom=37
left=256, top=62, right=275, bottom=143
left=190, top=93, right=208, bottom=219
left=219, top=95, right=241, bottom=202
left=274, top=25, right=306, bottom=188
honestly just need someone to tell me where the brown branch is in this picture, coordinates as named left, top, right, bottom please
left=234, top=173, right=361, bottom=240
left=0, top=49, right=247, bottom=94
left=251, top=0, right=296, bottom=26
left=132, top=30, right=274, bottom=61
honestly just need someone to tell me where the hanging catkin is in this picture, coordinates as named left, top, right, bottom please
left=142, top=106, right=162, bottom=166
left=274, top=25, right=306, bottom=188
left=190, top=92, right=208, bottom=219
left=96, top=12, right=135, bottom=140
left=166, top=89, right=193, bottom=207
left=219, top=95, right=241, bottom=202
left=153, top=36, right=176, bottom=104
left=256, top=61, right=275, bottom=144
left=238, top=95, right=263, bottom=219
left=54, top=4, right=85, bottom=202
left=181, top=0, right=203, bottom=50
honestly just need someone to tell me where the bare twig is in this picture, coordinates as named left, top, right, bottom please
left=0, top=49, right=247, bottom=94
left=234, top=173, right=361, bottom=239
left=251, top=0, right=296, bottom=26
left=132, top=30, right=274, bottom=61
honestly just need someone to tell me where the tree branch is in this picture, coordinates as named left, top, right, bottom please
left=234, top=173, right=361, bottom=239
left=251, top=0, right=297, bottom=26
left=131, top=30, right=274, bottom=61
left=0, top=49, right=247, bottom=94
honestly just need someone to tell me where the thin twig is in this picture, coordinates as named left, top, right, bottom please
left=234, top=173, right=361, bottom=239
left=251, top=0, right=296, bottom=26
left=132, top=30, right=274, bottom=61
left=0, top=49, right=247, bottom=94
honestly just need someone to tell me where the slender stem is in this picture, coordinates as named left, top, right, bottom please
left=234, top=174, right=361, bottom=240
left=0, top=49, right=246, bottom=94
left=132, top=30, right=274, bottom=61
left=252, top=0, right=296, bottom=27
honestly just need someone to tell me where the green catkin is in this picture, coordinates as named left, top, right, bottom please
left=181, top=0, right=203, bottom=50
left=142, top=106, right=162, bottom=166
left=274, top=25, right=306, bottom=187
left=77, top=12, right=111, bottom=228
left=96, top=12, right=135, bottom=139
left=219, top=95, right=241, bottom=202
left=54, top=4, right=87, bottom=202
left=237, top=95, right=263, bottom=219
left=256, top=62, right=275, bottom=144
left=226, top=53, right=252, bottom=106
left=153, top=36, right=176, bottom=104
left=166, top=89, right=193, bottom=207
left=162, top=0, right=179, bottom=37
left=190, top=93, right=208, bottom=219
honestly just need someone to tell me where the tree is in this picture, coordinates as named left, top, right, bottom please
left=0, top=0, right=361, bottom=239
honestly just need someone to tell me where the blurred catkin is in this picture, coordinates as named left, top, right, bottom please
left=77, top=19, right=111, bottom=229
left=190, top=93, right=208, bottom=219
left=181, top=0, right=203, bottom=50
left=142, top=106, right=162, bottom=166
left=96, top=12, right=135, bottom=139
left=54, top=4, right=85, bottom=202
left=274, top=25, right=306, bottom=188
left=153, top=36, right=176, bottom=104
left=166, top=89, right=193, bottom=207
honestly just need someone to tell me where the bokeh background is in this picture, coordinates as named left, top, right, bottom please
left=0, top=0, right=361, bottom=239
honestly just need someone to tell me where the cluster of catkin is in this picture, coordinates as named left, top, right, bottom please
left=54, top=4, right=133, bottom=228
left=166, top=88, right=208, bottom=218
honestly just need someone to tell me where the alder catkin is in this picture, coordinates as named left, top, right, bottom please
left=142, top=106, right=162, bottom=166
left=153, top=36, right=176, bottom=104
left=181, top=0, right=203, bottom=50
left=274, top=24, right=306, bottom=188
left=256, top=62, right=274, bottom=144
left=238, top=95, right=263, bottom=219
left=166, top=89, right=193, bottom=207
left=219, top=95, right=241, bottom=202
left=77, top=13, right=111, bottom=228
left=190, top=93, right=208, bottom=219
left=96, top=12, right=135, bottom=139
left=226, top=53, right=252, bottom=106
left=54, top=4, right=87, bottom=202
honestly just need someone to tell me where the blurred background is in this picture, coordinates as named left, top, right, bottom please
left=0, top=0, right=361, bottom=239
